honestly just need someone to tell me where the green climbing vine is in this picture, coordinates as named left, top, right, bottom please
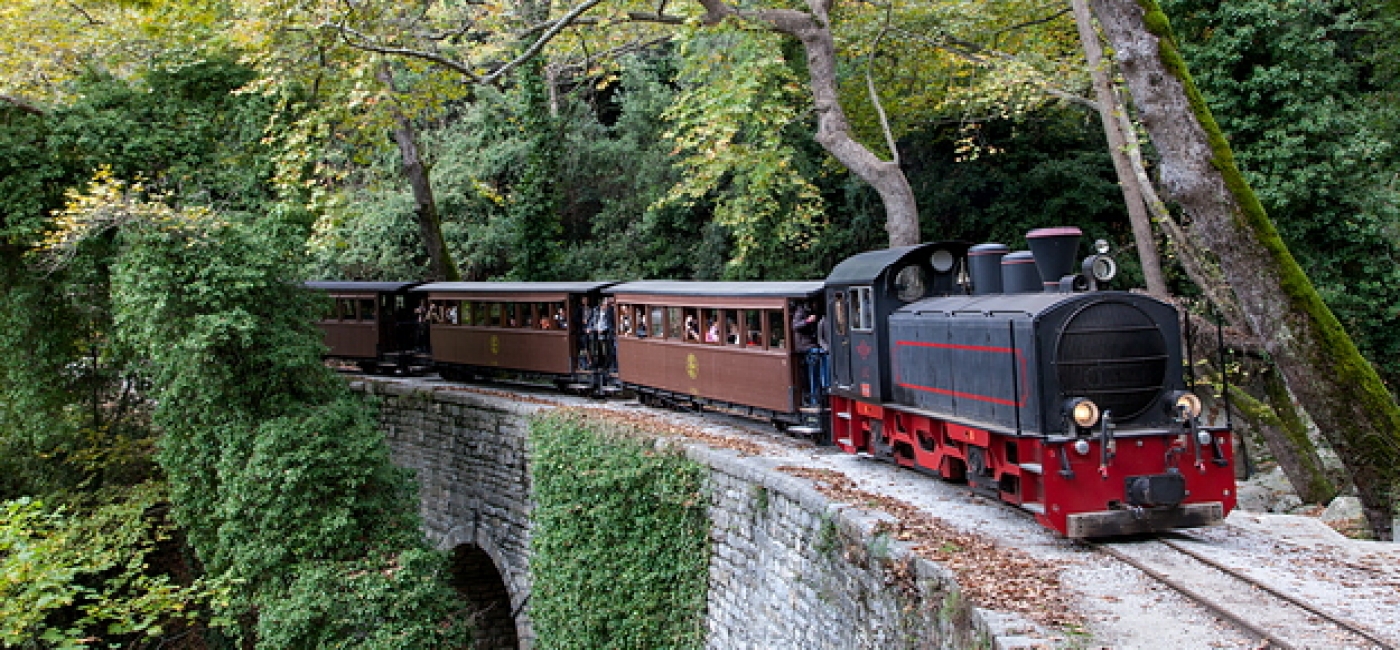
left=527, top=411, right=709, bottom=650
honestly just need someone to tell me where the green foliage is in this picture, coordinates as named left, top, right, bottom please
left=528, top=411, right=709, bottom=650
left=91, top=195, right=468, bottom=646
left=0, top=484, right=228, bottom=648
left=47, top=57, right=278, bottom=215
left=661, top=22, right=828, bottom=279
left=1163, top=0, right=1400, bottom=389
left=0, top=107, right=66, bottom=245
left=506, top=59, right=565, bottom=281
left=255, top=549, right=469, bottom=649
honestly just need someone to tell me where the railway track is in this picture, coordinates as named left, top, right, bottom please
left=1091, top=534, right=1397, bottom=650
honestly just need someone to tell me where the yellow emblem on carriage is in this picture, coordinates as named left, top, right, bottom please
left=490, top=335, right=500, bottom=355
left=686, top=353, right=699, bottom=380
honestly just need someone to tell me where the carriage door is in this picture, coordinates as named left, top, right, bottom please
left=829, top=289, right=852, bottom=389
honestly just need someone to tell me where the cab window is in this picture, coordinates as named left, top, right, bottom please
left=851, top=287, right=874, bottom=332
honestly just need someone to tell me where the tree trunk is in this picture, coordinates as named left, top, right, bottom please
left=1069, top=0, right=1167, bottom=297
left=697, top=0, right=921, bottom=247
left=1091, top=0, right=1400, bottom=539
left=377, top=65, right=461, bottom=281
left=1077, top=0, right=1335, bottom=505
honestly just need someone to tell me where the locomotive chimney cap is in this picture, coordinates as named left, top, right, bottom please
left=1026, top=226, right=1084, bottom=239
left=1025, top=226, right=1083, bottom=292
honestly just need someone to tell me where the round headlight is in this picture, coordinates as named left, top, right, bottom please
left=1094, top=239, right=1111, bottom=255
left=1090, top=255, right=1117, bottom=282
left=1196, top=430, right=1213, bottom=446
left=1174, top=392, right=1203, bottom=418
left=1073, top=439, right=1091, bottom=455
left=1067, top=398, right=1100, bottom=428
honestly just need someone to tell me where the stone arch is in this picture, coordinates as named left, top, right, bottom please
left=449, top=542, right=522, bottom=650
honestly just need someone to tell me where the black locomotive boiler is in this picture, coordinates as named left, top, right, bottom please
left=824, top=227, right=1236, bottom=537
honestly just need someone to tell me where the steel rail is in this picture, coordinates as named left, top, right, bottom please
left=1091, top=541, right=1302, bottom=650
left=1159, top=536, right=1396, bottom=650
left=1092, top=539, right=1396, bottom=650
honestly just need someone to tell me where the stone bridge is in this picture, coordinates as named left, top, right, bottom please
left=353, top=378, right=1034, bottom=650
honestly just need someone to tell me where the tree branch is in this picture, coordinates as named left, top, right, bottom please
left=65, top=0, right=102, bottom=26
left=0, top=94, right=45, bottom=116
left=863, top=1, right=899, bottom=164
left=482, top=0, right=607, bottom=85
left=326, top=22, right=483, bottom=81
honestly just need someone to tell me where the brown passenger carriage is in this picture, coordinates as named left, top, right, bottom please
left=606, top=281, right=826, bottom=435
left=410, top=282, right=615, bottom=384
left=306, top=281, right=423, bottom=373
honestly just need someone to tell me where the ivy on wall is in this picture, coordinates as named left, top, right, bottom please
left=528, top=411, right=710, bottom=650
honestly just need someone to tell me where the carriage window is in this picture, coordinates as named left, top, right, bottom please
left=766, top=310, right=787, bottom=350
left=459, top=301, right=474, bottom=325
left=723, top=310, right=740, bottom=346
left=667, top=307, right=683, bottom=339
left=359, top=299, right=375, bottom=321
left=703, top=309, right=721, bottom=344
left=337, top=298, right=355, bottom=320
left=445, top=301, right=460, bottom=325
left=833, top=292, right=848, bottom=335
left=851, top=287, right=874, bottom=332
left=618, top=305, right=634, bottom=336
left=682, top=308, right=702, bottom=343
left=742, top=310, right=762, bottom=347
left=488, top=303, right=502, bottom=327
left=648, top=306, right=662, bottom=339
left=634, top=305, right=650, bottom=337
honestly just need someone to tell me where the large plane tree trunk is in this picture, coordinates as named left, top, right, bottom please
left=697, top=0, right=921, bottom=247
left=1091, top=0, right=1400, bottom=539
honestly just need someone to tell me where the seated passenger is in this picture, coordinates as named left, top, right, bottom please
left=726, top=319, right=740, bottom=345
left=705, top=319, right=720, bottom=343
left=684, top=315, right=700, bottom=342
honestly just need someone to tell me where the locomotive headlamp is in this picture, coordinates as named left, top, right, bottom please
left=1089, top=255, right=1117, bottom=282
left=1171, top=391, right=1203, bottom=419
left=1066, top=398, right=1100, bottom=428
left=1094, top=239, right=1111, bottom=255
left=1073, top=439, right=1092, bottom=455
left=1197, top=429, right=1214, bottom=446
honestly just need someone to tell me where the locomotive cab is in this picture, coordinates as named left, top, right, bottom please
left=824, top=242, right=971, bottom=404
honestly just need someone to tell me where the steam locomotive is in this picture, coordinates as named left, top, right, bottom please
left=309, top=226, right=1236, bottom=537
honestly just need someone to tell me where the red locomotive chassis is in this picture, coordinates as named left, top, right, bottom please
left=830, top=396, right=1236, bottom=537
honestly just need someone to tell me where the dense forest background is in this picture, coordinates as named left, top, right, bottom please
left=2, top=0, right=1399, bottom=646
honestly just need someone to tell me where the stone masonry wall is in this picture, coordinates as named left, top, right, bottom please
left=352, top=378, right=1030, bottom=650
left=354, top=380, right=542, bottom=650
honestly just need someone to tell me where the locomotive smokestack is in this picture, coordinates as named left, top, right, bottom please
left=1025, top=227, right=1083, bottom=292
left=968, top=243, right=1009, bottom=295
